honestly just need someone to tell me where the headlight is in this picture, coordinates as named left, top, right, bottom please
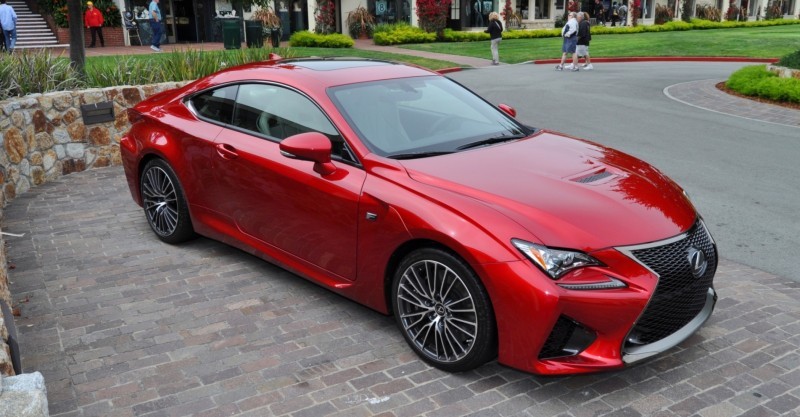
left=512, top=239, right=602, bottom=279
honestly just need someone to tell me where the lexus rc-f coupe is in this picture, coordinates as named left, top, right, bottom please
left=121, top=57, right=717, bottom=375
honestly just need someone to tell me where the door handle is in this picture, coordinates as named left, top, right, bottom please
left=216, top=143, right=239, bottom=160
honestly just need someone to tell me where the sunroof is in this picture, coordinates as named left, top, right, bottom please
left=285, top=60, right=393, bottom=71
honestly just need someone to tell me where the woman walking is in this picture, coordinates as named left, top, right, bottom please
left=485, top=12, right=503, bottom=66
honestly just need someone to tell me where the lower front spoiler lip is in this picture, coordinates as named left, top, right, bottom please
left=622, top=287, right=717, bottom=364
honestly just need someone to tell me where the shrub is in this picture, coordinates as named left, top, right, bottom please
left=654, top=4, right=674, bottom=24
left=725, top=0, right=747, bottom=21
left=416, top=0, right=452, bottom=38
left=373, top=23, right=436, bottom=45
left=695, top=5, right=722, bottom=21
left=314, top=0, right=337, bottom=34
left=726, top=64, right=800, bottom=104
left=346, top=5, right=376, bottom=39
left=289, top=31, right=354, bottom=47
left=0, top=50, right=84, bottom=100
left=764, top=0, right=783, bottom=19
left=442, top=29, right=489, bottom=42
left=681, top=0, right=692, bottom=22
left=777, top=49, right=800, bottom=70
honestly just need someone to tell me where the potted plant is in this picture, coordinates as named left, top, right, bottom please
left=346, top=5, right=375, bottom=39
left=253, top=7, right=282, bottom=47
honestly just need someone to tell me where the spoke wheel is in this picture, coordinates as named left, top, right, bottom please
left=392, top=248, right=496, bottom=372
left=140, top=159, right=195, bottom=243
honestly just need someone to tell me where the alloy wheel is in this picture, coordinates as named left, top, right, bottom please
left=396, top=260, right=478, bottom=363
left=141, top=166, right=179, bottom=237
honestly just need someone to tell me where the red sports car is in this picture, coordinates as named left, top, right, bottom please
left=121, top=57, right=717, bottom=375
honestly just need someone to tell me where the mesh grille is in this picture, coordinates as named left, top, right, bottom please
left=574, top=171, right=614, bottom=184
left=626, top=221, right=717, bottom=346
left=539, top=316, right=578, bottom=359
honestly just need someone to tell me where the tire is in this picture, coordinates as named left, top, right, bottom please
left=391, top=248, right=497, bottom=372
left=140, top=159, right=195, bottom=244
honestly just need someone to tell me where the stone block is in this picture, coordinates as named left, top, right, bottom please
left=66, top=143, right=85, bottom=159
left=67, top=122, right=86, bottom=141
left=0, top=372, right=49, bottom=417
left=0, top=343, right=12, bottom=376
left=52, top=92, right=73, bottom=111
left=4, top=128, right=27, bottom=164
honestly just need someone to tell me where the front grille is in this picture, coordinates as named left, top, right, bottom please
left=625, top=221, right=717, bottom=346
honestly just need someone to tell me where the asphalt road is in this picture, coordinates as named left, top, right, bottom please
left=448, top=62, right=800, bottom=282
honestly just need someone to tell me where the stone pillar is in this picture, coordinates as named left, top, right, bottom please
left=0, top=372, right=50, bottom=417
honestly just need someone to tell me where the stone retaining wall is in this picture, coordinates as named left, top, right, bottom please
left=767, top=64, right=800, bottom=79
left=0, top=81, right=187, bottom=380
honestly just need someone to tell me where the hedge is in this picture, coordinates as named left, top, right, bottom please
left=373, top=18, right=800, bottom=45
left=289, top=32, right=355, bottom=48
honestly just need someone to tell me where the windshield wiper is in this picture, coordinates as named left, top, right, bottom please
left=387, top=151, right=454, bottom=160
left=456, top=134, right=526, bottom=151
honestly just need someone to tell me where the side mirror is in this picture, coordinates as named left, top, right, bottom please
left=280, top=132, right=336, bottom=176
left=498, top=104, right=517, bottom=118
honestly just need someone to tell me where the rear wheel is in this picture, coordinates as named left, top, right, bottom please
left=140, top=159, right=195, bottom=244
left=391, top=248, right=497, bottom=372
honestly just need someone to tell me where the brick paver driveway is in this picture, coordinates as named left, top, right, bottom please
left=5, top=167, right=800, bottom=417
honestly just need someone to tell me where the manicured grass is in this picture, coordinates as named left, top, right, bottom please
left=401, top=25, right=800, bottom=64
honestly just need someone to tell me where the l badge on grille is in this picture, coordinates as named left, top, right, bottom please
left=687, top=247, right=708, bottom=278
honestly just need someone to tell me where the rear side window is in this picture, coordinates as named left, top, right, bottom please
left=189, top=85, right=238, bottom=125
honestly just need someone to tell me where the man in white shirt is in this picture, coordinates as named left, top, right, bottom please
left=0, top=0, right=17, bottom=52
left=148, top=0, right=162, bottom=52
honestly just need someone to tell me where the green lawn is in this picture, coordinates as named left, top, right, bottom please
left=401, top=25, right=800, bottom=64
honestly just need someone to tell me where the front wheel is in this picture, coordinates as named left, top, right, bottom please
left=140, top=159, right=195, bottom=244
left=391, top=248, right=497, bottom=372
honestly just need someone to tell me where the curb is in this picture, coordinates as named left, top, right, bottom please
left=436, top=67, right=466, bottom=74
left=532, top=57, right=780, bottom=64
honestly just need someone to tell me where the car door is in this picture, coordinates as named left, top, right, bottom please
left=210, top=82, right=365, bottom=281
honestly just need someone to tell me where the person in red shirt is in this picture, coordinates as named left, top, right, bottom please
left=84, top=1, right=104, bottom=47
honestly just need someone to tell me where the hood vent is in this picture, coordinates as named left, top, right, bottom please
left=573, top=170, right=614, bottom=184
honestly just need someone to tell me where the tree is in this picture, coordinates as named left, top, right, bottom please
left=67, top=0, right=84, bottom=76
left=416, top=0, right=451, bottom=40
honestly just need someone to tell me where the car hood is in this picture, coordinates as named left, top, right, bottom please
left=399, top=131, right=697, bottom=250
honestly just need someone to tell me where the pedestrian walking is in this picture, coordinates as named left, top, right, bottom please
left=485, top=11, right=503, bottom=66
left=148, top=0, right=162, bottom=52
left=556, top=11, right=579, bottom=71
left=0, top=0, right=17, bottom=53
left=618, top=2, right=628, bottom=25
left=575, top=12, right=593, bottom=70
left=84, top=1, right=105, bottom=48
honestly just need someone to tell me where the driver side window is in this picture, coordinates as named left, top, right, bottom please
left=232, top=83, right=356, bottom=164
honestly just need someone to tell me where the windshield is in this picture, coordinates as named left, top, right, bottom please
left=328, top=76, right=530, bottom=157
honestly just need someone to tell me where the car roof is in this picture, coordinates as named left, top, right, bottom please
left=204, top=58, right=437, bottom=90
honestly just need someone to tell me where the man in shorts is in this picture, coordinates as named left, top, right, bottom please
left=556, top=12, right=579, bottom=71
left=574, top=12, right=593, bottom=70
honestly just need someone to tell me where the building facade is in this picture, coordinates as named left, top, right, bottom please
left=116, top=0, right=798, bottom=45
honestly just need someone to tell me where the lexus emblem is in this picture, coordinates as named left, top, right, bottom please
left=687, top=247, right=708, bottom=278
